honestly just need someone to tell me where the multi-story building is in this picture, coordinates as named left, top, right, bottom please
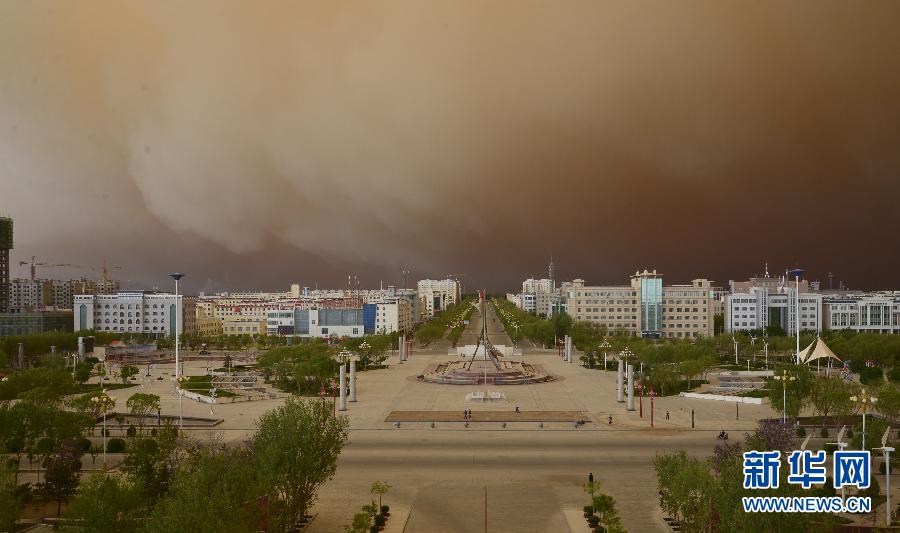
left=195, top=313, right=223, bottom=337
left=372, top=298, right=412, bottom=334
left=9, top=278, right=54, bottom=312
left=0, top=217, right=11, bottom=314
left=565, top=270, right=716, bottom=339
left=0, top=311, right=72, bottom=337
left=73, top=291, right=197, bottom=335
left=725, top=275, right=822, bottom=333
left=822, top=294, right=899, bottom=334
left=417, top=279, right=460, bottom=319
left=222, top=316, right=265, bottom=336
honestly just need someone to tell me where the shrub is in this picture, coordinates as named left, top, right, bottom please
left=78, top=437, right=92, bottom=452
left=820, top=427, right=829, bottom=438
left=823, top=443, right=838, bottom=454
left=126, top=425, right=137, bottom=437
left=583, top=504, right=593, bottom=516
left=380, top=505, right=389, bottom=515
left=374, top=514, right=386, bottom=527
left=796, top=426, right=806, bottom=438
left=369, top=526, right=379, bottom=533
left=4, top=437, right=24, bottom=453
left=587, top=514, right=600, bottom=527
left=106, top=438, right=126, bottom=453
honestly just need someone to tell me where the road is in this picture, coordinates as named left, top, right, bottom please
left=305, top=302, right=761, bottom=532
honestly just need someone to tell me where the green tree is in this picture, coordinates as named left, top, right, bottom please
left=118, top=365, right=139, bottom=384
left=875, top=383, right=900, bottom=422
left=143, top=447, right=264, bottom=533
left=808, top=377, right=855, bottom=431
left=252, top=397, right=350, bottom=529
left=42, top=438, right=84, bottom=516
left=344, top=512, right=372, bottom=533
left=121, top=423, right=181, bottom=505
left=0, top=457, right=20, bottom=533
left=63, top=473, right=145, bottom=533
left=73, top=362, right=92, bottom=390
left=126, top=393, right=160, bottom=434
left=370, top=481, right=391, bottom=509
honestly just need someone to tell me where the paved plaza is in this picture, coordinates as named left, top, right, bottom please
left=106, top=304, right=778, bottom=532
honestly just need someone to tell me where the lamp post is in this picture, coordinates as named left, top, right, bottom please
left=359, top=341, right=370, bottom=371
left=637, top=383, right=644, bottom=418
left=763, top=339, right=769, bottom=368
left=169, top=273, right=184, bottom=379
left=175, top=375, right=189, bottom=428
left=649, top=388, right=656, bottom=428
left=90, top=391, right=115, bottom=470
left=874, top=427, right=894, bottom=526
left=850, top=389, right=878, bottom=450
left=732, top=336, right=738, bottom=365
left=599, top=340, right=611, bottom=369
left=788, top=268, right=804, bottom=364
left=773, top=371, right=796, bottom=424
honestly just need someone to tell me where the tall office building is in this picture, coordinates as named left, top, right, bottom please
left=0, top=217, right=11, bottom=314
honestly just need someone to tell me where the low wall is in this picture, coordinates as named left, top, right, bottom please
left=680, top=392, right=765, bottom=404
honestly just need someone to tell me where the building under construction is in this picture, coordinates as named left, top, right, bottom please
left=0, top=217, right=12, bottom=314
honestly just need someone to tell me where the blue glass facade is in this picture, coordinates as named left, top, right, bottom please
left=363, top=304, right=377, bottom=334
left=640, top=276, right=663, bottom=338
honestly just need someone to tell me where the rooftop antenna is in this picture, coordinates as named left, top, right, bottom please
left=764, top=261, right=769, bottom=278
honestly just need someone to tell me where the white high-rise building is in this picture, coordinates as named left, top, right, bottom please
left=417, top=279, right=460, bottom=319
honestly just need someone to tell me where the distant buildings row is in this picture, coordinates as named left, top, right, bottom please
left=69, top=278, right=460, bottom=340
left=508, top=263, right=900, bottom=338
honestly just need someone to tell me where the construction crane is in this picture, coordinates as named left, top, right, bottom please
left=17, top=257, right=121, bottom=284
left=18, top=256, right=76, bottom=281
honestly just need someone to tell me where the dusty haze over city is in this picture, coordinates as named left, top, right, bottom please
left=2, top=1, right=899, bottom=292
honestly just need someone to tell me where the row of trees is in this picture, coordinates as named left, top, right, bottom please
left=654, top=421, right=856, bottom=532
left=413, top=298, right=475, bottom=346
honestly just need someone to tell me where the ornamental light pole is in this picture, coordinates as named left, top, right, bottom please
left=90, top=390, right=115, bottom=470
left=773, top=371, right=796, bottom=424
left=175, top=375, right=189, bottom=428
left=637, top=382, right=644, bottom=418
left=874, top=427, right=894, bottom=526
left=649, top=387, right=656, bottom=428
left=850, top=388, right=878, bottom=450
left=169, top=273, right=184, bottom=379
left=599, top=339, right=611, bottom=369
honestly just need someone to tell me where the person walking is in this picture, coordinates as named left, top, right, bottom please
left=608, top=414, right=613, bottom=425
left=665, top=410, right=670, bottom=420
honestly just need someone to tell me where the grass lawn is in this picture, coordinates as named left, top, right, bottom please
left=184, top=375, right=238, bottom=397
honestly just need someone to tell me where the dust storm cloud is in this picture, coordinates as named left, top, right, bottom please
left=1, top=1, right=899, bottom=292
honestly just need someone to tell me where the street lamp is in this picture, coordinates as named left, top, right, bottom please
left=732, top=336, right=739, bottom=365
left=90, top=391, right=115, bottom=470
left=598, top=340, right=611, bottom=369
left=649, top=387, right=656, bottom=428
left=169, top=273, right=185, bottom=379
left=174, top=375, right=190, bottom=428
left=763, top=339, right=769, bottom=368
left=788, top=268, right=804, bottom=364
left=358, top=342, right=370, bottom=371
left=637, top=382, right=644, bottom=418
left=850, top=388, right=878, bottom=450
left=874, top=427, right=894, bottom=526
left=773, top=371, right=797, bottom=424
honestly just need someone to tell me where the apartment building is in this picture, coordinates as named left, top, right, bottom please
left=417, top=279, right=460, bottom=319
left=822, top=294, right=899, bottom=334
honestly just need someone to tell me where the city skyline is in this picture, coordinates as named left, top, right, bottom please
left=3, top=2, right=900, bottom=292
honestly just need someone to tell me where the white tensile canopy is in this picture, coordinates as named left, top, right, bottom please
left=798, top=337, right=842, bottom=365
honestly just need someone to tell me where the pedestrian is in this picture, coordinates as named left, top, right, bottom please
left=665, top=410, right=670, bottom=420
left=463, top=409, right=467, bottom=420
left=608, top=415, right=613, bottom=425
left=515, top=405, right=520, bottom=413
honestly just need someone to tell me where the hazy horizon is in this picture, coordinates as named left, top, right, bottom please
left=3, top=1, right=899, bottom=293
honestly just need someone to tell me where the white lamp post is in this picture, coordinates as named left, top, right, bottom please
left=850, top=389, right=878, bottom=451
left=874, top=427, right=894, bottom=526
left=175, top=375, right=189, bottom=428
left=169, top=273, right=184, bottom=379
left=90, top=391, right=115, bottom=470
left=773, top=371, right=796, bottom=424
left=788, top=269, right=804, bottom=364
